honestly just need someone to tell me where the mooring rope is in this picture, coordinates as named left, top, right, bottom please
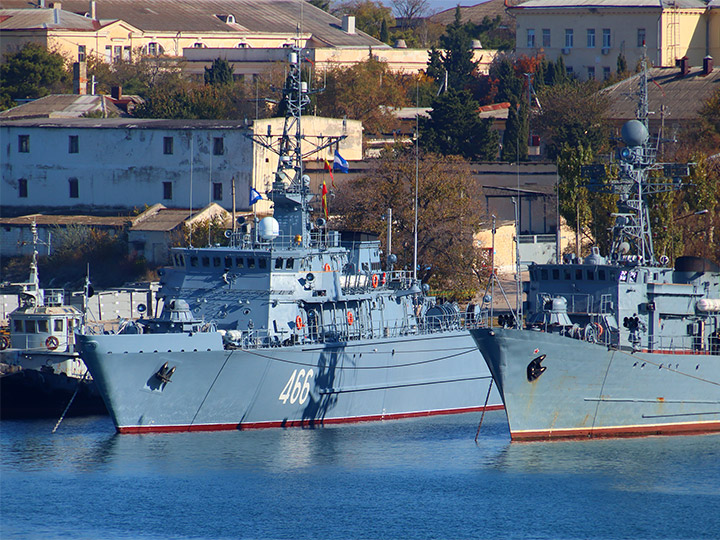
left=52, top=370, right=89, bottom=433
left=475, top=378, right=494, bottom=443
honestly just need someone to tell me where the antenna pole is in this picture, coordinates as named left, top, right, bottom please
left=413, top=80, right=419, bottom=281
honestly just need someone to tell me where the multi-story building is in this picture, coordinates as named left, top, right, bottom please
left=0, top=116, right=362, bottom=216
left=511, top=0, right=719, bottom=80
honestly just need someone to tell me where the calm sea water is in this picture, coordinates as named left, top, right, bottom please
left=1, top=411, right=719, bottom=540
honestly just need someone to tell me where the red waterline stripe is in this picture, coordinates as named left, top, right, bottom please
left=510, top=420, right=720, bottom=441
left=116, top=404, right=504, bottom=434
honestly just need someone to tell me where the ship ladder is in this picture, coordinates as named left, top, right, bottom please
left=52, top=370, right=89, bottom=433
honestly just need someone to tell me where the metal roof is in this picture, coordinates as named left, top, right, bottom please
left=0, top=117, right=251, bottom=129
left=0, top=0, right=387, bottom=48
left=0, top=7, right=101, bottom=30
left=511, top=0, right=707, bottom=8
left=0, top=95, right=125, bottom=120
left=603, top=66, right=720, bottom=122
left=0, top=214, right=134, bottom=227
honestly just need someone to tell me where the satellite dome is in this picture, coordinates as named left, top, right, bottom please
left=258, top=217, right=279, bottom=240
left=621, top=120, right=649, bottom=147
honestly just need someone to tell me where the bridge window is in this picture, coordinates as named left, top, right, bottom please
left=552, top=269, right=559, bottom=280
left=599, top=269, right=606, bottom=280
left=224, top=256, right=232, bottom=268
left=248, top=258, right=255, bottom=268
left=213, top=257, right=221, bottom=267
left=286, top=258, right=294, bottom=269
left=202, top=257, right=210, bottom=267
left=541, top=269, right=548, bottom=280
left=575, top=269, right=583, bottom=280
left=586, top=270, right=595, bottom=280
left=563, top=269, right=571, bottom=281
left=190, top=256, right=198, bottom=267
left=54, top=319, right=64, bottom=331
left=259, top=258, right=267, bottom=269
left=25, top=320, right=36, bottom=333
left=275, top=257, right=284, bottom=269
left=14, top=320, right=22, bottom=332
left=235, top=257, right=244, bottom=268
left=38, top=320, right=48, bottom=333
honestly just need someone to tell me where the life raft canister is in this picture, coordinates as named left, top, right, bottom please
left=46, top=335, right=59, bottom=350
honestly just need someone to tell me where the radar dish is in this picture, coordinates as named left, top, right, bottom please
left=258, top=217, right=280, bottom=240
left=621, top=120, right=649, bottom=147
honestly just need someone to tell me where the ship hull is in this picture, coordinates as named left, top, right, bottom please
left=470, top=328, right=720, bottom=441
left=76, top=331, right=500, bottom=433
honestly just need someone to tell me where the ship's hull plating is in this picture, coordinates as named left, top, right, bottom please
left=471, top=328, right=720, bottom=440
left=77, top=331, right=500, bottom=433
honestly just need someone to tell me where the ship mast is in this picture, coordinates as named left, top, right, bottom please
left=247, top=44, right=344, bottom=247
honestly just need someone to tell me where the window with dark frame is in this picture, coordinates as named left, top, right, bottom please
left=163, top=182, right=172, bottom=200
left=18, top=178, right=28, bottom=198
left=69, top=178, right=79, bottom=198
left=163, top=136, right=173, bottom=154
left=213, top=137, right=224, bottom=155
left=78, top=45, right=86, bottom=62
left=213, top=182, right=223, bottom=200
left=69, top=135, right=79, bottom=154
left=18, top=135, right=29, bottom=153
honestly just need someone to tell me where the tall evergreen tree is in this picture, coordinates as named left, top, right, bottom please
left=420, top=88, right=498, bottom=160
left=617, top=53, right=628, bottom=75
left=204, top=58, right=233, bottom=86
left=437, top=7, right=478, bottom=91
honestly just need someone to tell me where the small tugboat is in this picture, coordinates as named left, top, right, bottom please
left=0, top=230, right=106, bottom=419
left=470, top=59, right=720, bottom=441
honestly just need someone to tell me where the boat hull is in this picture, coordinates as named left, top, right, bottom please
left=76, top=331, right=500, bottom=433
left=470, top=328, right=720, bottom=441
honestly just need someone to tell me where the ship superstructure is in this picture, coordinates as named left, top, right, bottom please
left=76, top=46, right=500, bottom=433
left=470, top=61, right=720, bottom=440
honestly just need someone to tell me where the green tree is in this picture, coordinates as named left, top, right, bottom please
left=308, top=0, right=331, bottom=11
left=501, top=102, right=529, bottom=162
left=204, top=58, right=233, bottom=86
left=488, top=55, right=523, bottom=106
left=437, top=7, right=478, bottom=91
left=333, top=148, right=486, bottom=296
left=0, top=43, right=71, bottom=108
left=335, top=1, right=395, bottom=40
left=557, top=144, right=593, bottom=257
left=316, top=57, right=407, bottom=136
left=617, top=53, right=628, bottom=75
left=420, top=88, right=499, bottom=160
left=534, top=82, right=609, bottom=159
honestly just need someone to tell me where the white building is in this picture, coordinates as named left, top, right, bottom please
left=0, top=116, right=361, bottom=215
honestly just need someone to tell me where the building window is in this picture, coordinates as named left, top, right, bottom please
left=213, top=182, right=223, bottom=201
left=105, top=45, right=112, bottom=62
left=213, top=137, right=224, bottom=155
left=587, top=28, right=595, bottom=48
left=68, top=135, right=79, bottom=154
left=148, top=42, right=164, bottom=56
left=527, top=29, right=535, bottom=48
left=18, top=178, right=28, bottom=198
left=78, top=45, right=86, bottom=62
left=637, top=28, right=646, bottom=47
left=602, top=28, right=611, bottom=49
left=163, top=182, right=173, bottom=200
left=69, top=178, right=79, bottom=198
left=163, top=136, right=174, bottom=154
left=565, top=29, right=574, bottom=48
left=603, top=66, right=611, bottom=80
left=542, top=29, right=551, bottom=47
left=123, top=46, right=131, bottom=61
left=587, top=66, right=595, bottom=80
left=18, top=135, right=29, bottom=153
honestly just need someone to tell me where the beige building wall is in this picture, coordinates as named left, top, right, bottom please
left=709, top=7, right=720, bottom=59
left=515, top=7, right=709, bottom=80
left=249, top=116, right=362, bottom=215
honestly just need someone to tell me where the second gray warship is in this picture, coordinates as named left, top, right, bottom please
left=471, top=63, right=720, bottom=440
left=76, top=46, right=500, bottom=433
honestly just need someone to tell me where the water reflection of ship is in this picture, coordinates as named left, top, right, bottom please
left=76, top=45, right=501, bottom=434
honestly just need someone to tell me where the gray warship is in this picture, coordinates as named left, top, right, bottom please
left=471, top=63, right=720, bottom=440
left=76, top=46, right=500, bottom=434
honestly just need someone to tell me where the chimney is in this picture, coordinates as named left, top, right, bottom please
left=111, top=86, right=123, bottom=100
left=89, top=0, right=96, bottom=20
left=39, top=0, right=45, bottom=8
left=394, top=39, right=407, bottom=49
left=703, top=56, right=714, bottom=76
left=342, top=15, right=355, bottom=34
left=679, top=56, right=690, bottom=77
left=73, top=61, right=87, bottom=95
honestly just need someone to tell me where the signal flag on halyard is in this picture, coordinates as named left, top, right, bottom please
left=333, top=150, right=349, bottom=173
left=249, top=187, right=263, bottom=206
left=321, top=180, right=329, bottom=218
left=324, top=159, right=336, bottom=189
